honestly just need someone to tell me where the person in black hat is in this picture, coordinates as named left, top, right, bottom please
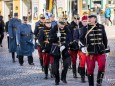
left=79, top=14, right=109, bottom=86
left=68, top=14, right=83, bottom=78
left=34, top=14, right=45, bottom=71
left=49, top=18, right=71, bottom=85
left=5, top=15, right=12, bottom=49
left=8, top=12, right=21, bottom=63
left=0, top=14, right=4, bottom=47
left=38, top=19, right=53, bottom=79
left=49, top=14, right=57, bottom=29
left=16, top=16, right=34, bottom=66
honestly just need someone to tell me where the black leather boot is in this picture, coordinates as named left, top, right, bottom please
left=12, top=52, right=15, bottom=63
left=28, top=56, right=34, bottom=65
left=55, top=76, right=60, bottom=85
left=88, top=74, right=94, bottom=86
left=40, top=58, right=44, bottom=71
left=18, top=56, right=24, bottom=66
left=78, top=63, right=81, bottom=75
left=72, top=64, right=77, bottom=78
left=61, top=69, right=67, bottom=83
left=80, top=67, right=86, bottom=83
left=44, top=66, right=48, bottom=79
left=85, top=69, right=88, bottom=76
left=96, top=71, right=104, bottom=86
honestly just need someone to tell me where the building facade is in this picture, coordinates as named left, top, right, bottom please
left=0, top=0, right=115, bottom=23
left=0, top=0, right=45, bottom=24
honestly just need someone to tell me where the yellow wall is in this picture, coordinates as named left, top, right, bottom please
left=0, top=0, right=2, bottom=14
left=13, top=0, right=20, bottom=18
left=79, top=0, right=83, bottom=16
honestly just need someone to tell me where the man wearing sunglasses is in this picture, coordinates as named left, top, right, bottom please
left=74, top=15, right=88, bottom=83
left=68, top=15, right=83, bottom=78
left=34, top=14, right=45, bottom=71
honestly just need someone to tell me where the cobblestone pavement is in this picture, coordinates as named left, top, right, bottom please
left=0, top=26, right=115, bottom=86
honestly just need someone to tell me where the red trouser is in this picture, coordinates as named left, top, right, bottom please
left=43, top=53, right=53, bottom=66
left=37, top=45, right=43, bottom=59
left=86, top=54, right=106, bottom=74
left=78, top=50, right=86, bottom=68
left=69, top=50, right=77, bottom=65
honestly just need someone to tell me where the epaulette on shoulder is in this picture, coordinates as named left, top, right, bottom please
left=97, top=24, right=104, bottom=30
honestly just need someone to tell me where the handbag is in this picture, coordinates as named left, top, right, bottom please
left=69, top=41, right=79, bottom=51
left=50, top=44, right=60, bottom=56
left=45, top=43, right=51, bottom=53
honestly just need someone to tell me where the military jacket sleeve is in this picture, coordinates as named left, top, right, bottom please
left=79, top=26, right=87, bottom=46
left=8, top=19, right=13, bottom=37
left=16, top=24, right=21, bottom=45
left=38, top=28, right=45, bottom=49
left=73, top=28, right=80, bottom=42
left=34, top=21, right=44, bottom=39
left=34, top=22, right=39, bottom=37
left=65, top=26, right=72, bottom=46
left=5, top=21, right=9, bottom=32
left=49, top=25, right=59, bottom=43
left=101, top=25, right=108, bottom=48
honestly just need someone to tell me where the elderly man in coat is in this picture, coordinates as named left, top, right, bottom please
left=16, top=16, right=34, bottom=66
left=8, top=13, right=21, bottom=63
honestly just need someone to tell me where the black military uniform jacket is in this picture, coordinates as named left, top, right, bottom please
left=69, top=21, right=82, bottom=51
left=34, top=21, right=44, bottom=39
left=80, top=23, right=108, bottom=55
left=49, top=25, right=71, bottom=48
left=38, top=26, right=51, bottom=53
left=49, top=25, right=71, bottom=57
left=0, top=20, right=4, bottom=34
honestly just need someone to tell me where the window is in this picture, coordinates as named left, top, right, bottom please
left=82, top=0, right=88, bottom=10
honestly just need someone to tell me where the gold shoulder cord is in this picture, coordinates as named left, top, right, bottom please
left=85, top=25, right=96, bottom=60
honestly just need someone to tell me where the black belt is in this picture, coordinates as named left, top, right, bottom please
left=21, top=34, right=31, bottom=36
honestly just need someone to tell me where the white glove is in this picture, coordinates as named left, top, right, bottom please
left=78, top=41, right=84, bottom=47
left=17, top=44, right=20, bottom=46
left=42, top=50, right=45, bottom=53
left=60, top=46, right=65, bottom=52
left=57, top=32, right=61, bottom=37
left=7, top=34, right=9, bottom=37
left=105, top=53, right=109, bottom=57
left=36, top=40, right=39, bottom=43
left=81, top=47, right=87, bottom=53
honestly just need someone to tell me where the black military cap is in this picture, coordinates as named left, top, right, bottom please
left=0, top=16, right=3, bottom=20
left=58, top=18, right=66, bottom=25
left=8, top=15, right=11, bottom=18
left=14, top=13, right=18, bottom=16
left=23, top=16, right=28, bottom=21
left=88, top=15, right=97, bottom=18
left=45, top=19, right=51, bottom=23
left=73, top=14, right=80, bottom=20
left=39, top=14, right=45, bottom=19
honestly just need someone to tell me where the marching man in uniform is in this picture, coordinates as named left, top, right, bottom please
left=74, top=15, right=88, bottom=82
left=34, top=14, right=45, bottom=71
left=8, top=13, right=21, bottom=63
left=49, top=18, right=71, bottom=85
left=80, top=14, right=109, bottom=86
left=16, top=16, right=34, bottom=66
left=69, top=15, right=82, bottom=78
left=38, top=19, right=53, bottom=79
